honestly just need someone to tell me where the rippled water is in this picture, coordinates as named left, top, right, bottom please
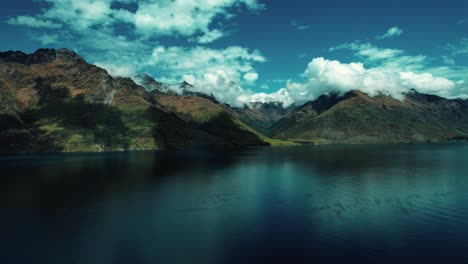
left=2, top=143, right=468, bottom=263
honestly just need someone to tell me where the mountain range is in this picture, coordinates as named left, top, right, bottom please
left=1, top=48, right=467, bottom=153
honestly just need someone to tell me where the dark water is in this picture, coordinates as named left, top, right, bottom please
left=2, top=144, right=468, bottom=264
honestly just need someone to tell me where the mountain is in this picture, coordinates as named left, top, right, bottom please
left=133, top=73, right=174, bottom=94
left=2, top=48, right=468, bottom=153
left=138, top=76, right=269, bottom=147
left=270, top=90, right=468, bottom=144
left=227, top=102, right=294, bottom=134
left=0, top=48, right=266, bottom=153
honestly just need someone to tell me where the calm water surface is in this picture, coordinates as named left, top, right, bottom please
left=2, top=144, right=468, bottom=263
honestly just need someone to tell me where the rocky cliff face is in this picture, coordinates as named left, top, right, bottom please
left=0, top=48, right=115, bottom=107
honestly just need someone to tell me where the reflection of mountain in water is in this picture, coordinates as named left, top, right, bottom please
left=2, top=144, right=468, bottom=263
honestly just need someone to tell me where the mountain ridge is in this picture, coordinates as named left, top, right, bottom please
left=1, top=48, right=468, bottom=153
left=270, top=90, right=468, bottom=144
left=0, top=48, right=268, bottom=153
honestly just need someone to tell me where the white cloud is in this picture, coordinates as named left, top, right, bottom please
left=240, top=0, right=266, bottom=12
left=7, top=16, right=61, bottom=28
left=238, top=88, right=294, bottom=107
left=41, top=0, right=114, bottom=30
left=330, top=41, right=434, bottom=73
left=377, top=26, right=404, bottom=39
left=147, top=45, right=265, bottom=74
left=7, top=0, right=468, bottom=108
left=243, top=72, right=259, bottom=82
left=192, top=30, right=224, bottom=44
left=131, top=45, right=267, bottom=106
left=138, top=43, right=468, bottom=107
left=133, top=0, right=264, bottom=42
left=305, top=57, right=465, bottom=101
left=330, top=42, right=404, bottom=62
left=6, top=0, right=269, bottom=108
left=237, top=56, right=468, bottom=107
left=399, top=72, right=456, bottom=94
left=8, top=0, right=265, bottom=44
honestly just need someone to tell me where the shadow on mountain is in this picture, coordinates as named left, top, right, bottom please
left=198, top=112, right=267, bottom=147
left=19, top=77, right=130, bottom=152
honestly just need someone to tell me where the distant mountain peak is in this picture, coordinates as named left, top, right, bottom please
left=135, top=74, right=160, bottom=84
left=0, top=48, right=85, bottom=65
left=133, top=74, right=167, bottom=92
left=135, top=75, right=215, bottom=99
left=55, top=48, right=86, bottom=63
left=180, top=81, right=194, bottom=89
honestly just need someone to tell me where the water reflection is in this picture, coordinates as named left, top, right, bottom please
left=1, top=143, right=468, bottom=263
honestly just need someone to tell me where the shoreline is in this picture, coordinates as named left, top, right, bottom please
left=1, top=140, right=467, bottom=156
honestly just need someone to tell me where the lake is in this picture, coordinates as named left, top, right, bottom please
left=2, top=143, right=468, bottom=263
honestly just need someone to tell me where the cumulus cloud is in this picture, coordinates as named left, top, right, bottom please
left=38, top=0, right=114, bottom=30
left=133, top=0, right=252, bottom=40
left=133, top=45, right=266, bottom=106
left=298, top=58, right=462, bottom=100
left=233, top=56, right=466, bottom=108
left=7, top=0, right=265, bottom=44
left=6, top=0, right=269, bottom=108
left=377, top=26, right=404, bottom=39
left=241, top=57, right=468, bottom=107
left=7, top=0, right=468, bottom=109
left=238, top=88, right=294, bottom=107
left=104, top=38, right=467, bottom=107
left=243, top=72, right=259, bottom=82
left=146, top=45, right=265, bottom=79
left=235, top=37, right=468, bottom=107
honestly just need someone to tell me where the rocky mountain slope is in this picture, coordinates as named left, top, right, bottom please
left=2, top=48, right=468, bottom=153
left=270, top=90, right=468, bottom=144
left=138, top=75, right=271, bottom=146
left=0, top=49, right=266, bottom=153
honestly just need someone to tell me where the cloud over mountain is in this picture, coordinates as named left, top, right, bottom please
left=242, top=53, right=468, bottom=107
left=5, top=1, right=468, bottom=108
left=141, top=45, right=266, bottom=106
left=5, top=0, right=268, bottom=107
left=288, top=57, right=463, bottom=101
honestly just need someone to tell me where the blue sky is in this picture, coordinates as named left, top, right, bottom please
left=2, top=0, right=468, bottom=106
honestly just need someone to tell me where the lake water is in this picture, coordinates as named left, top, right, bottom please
left=2, top=143, right=468, bottom=263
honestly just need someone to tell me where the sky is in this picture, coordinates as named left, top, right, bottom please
left=2, top=0, right=468, bottom=106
